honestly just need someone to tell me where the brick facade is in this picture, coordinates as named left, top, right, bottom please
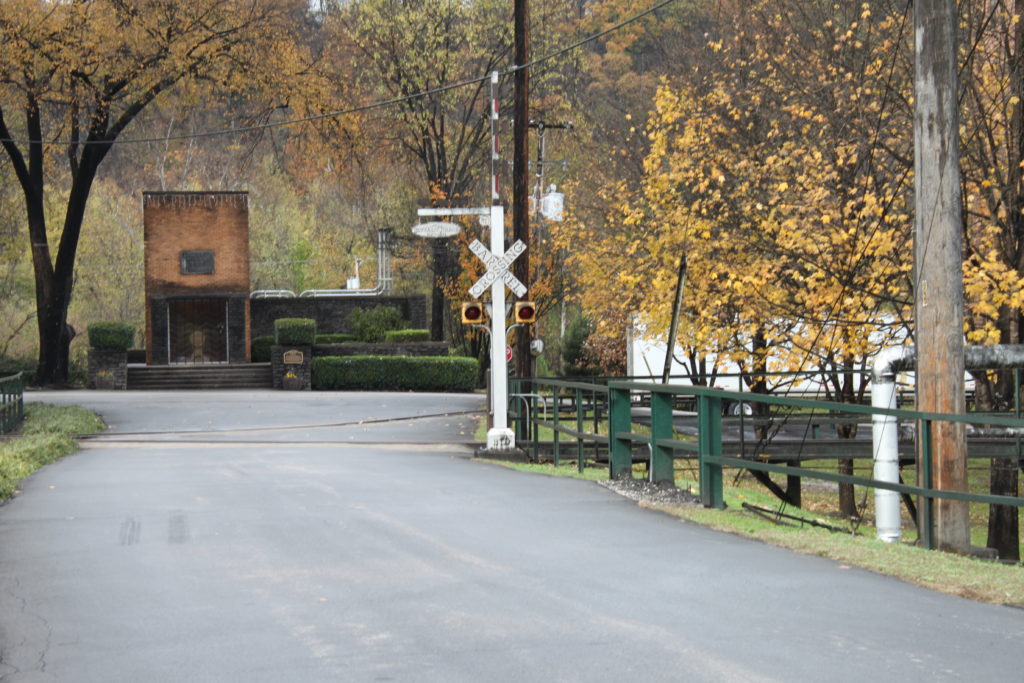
left=143, top=192, right=251, bottom=365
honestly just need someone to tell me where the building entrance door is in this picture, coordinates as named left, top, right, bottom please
left=168, top=299, right=228, bottom=364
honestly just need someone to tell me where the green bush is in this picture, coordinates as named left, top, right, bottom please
left=0, top=355, right=35, bottom=381
left=251, top=335, right=275, bottom=363
left=312, top=356, right=478, bottom=392
left=274, top=318, right=317, bottom=345
left=347, top=305, right=407, bottom=343
left=562, top=314, right=599, bottom=376
left=383, top=329, right=430, bottom=343
left=315, top=333, right=356, bottom=344
left=87, top=322, right=136, bottom=350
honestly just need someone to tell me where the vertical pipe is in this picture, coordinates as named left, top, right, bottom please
left=872, top=377, right=902, bottom=542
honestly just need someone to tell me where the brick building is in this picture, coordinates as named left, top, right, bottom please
left=143, top=192, right=251, bottom=365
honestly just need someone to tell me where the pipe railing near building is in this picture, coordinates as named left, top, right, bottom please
left=0, top=372, right=25, bottom=434
left=251, top=229, right=394, bottom=299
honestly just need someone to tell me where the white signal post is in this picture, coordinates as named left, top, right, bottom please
left=486, top=203, right=515, bottom=451
left=415, top=204, right=519, bottom=452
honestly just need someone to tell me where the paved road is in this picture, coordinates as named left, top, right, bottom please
left=1, top=391, right=1021, bottom=682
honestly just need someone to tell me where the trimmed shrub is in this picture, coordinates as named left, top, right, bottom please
left=383, top=329, right=430, bottom=344
left=274, top=318, right=317, bottom=345
left=315, top=333, right=356, bottom=344
left=87, top=322, right=135, bottom=350
left=347, top=305, right=406, bottom=343
left=312, top=356, right=478, bottom=392
left=251, top=335, right=275, bottom=363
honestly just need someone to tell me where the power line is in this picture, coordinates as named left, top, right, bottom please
left=0, top=0, right=681, bottom=148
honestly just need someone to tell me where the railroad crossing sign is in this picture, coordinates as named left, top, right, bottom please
left=468, top=239, right=527, bottom=299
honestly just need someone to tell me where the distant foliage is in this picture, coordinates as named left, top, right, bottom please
left=312, top=356, right=478, bottom=391
left=346, top=306, right=407, bottom=343
left=87, top=322, right=135, bottom=350
left=274, top=318, right=317, bottom=345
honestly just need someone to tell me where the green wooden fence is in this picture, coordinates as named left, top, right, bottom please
left=0, top=372, right=25, bottom=434
left=513, top=377, right=1024, bottom=551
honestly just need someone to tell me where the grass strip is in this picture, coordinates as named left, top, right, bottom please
left=0, top=403, right=105, bottom=501
left=492, top=459, right=1024, bottom=606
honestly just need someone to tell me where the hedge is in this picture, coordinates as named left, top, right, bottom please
left=251, top=335, right=274, bottom=363
left=312, top=356, right=478, bottom=392
left=347, top=305, right=406, bottom=342
left=315, top=333, right=356, bottom=344
left=383, top=329, right=430, bottom=343
left=275, top=318, right=317, bottom=345
left=87, top=322, right=136, bottom=350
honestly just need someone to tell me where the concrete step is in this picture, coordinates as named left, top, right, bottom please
left=127, top=364, right=272, bottom=390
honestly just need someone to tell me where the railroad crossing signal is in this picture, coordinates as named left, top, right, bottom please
left=468, top=239, right=527, bottom=299
left=514, top=301, right=536, bottom=324
left=461, top=302, right=488, bottom=324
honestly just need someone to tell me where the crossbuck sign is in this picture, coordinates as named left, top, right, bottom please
left=468, top=239, right=527, bottom=299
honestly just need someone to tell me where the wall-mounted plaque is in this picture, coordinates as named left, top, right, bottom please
left=180, top=250, right=215, bottom=275
left=283, top=349, right=304, bottom=365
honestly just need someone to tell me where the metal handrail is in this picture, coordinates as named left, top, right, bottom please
left=0, top=372, right=25, bottom=434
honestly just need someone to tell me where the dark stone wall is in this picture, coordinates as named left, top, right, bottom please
left=312, top=342, right=449, bottom=357
left=251, top=295, right=428, bottom=337
left=88, top=349, right=127, bottom=390
left=227, top=297, right=248, bottom=364
left=271, top=344, right=312, bottom=390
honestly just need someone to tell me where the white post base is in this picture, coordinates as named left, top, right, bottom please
left=486, top=428, right=516, bottom=452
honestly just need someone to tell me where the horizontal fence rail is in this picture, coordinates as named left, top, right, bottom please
left=512, top=375, right=1024, bottom=551
left=0, top=373, right=25, bottom=434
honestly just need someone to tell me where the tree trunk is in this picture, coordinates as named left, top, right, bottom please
left=1, top=103, right=108, bottom=386
left=836, top=355, right=858, bottom=518
left=987, top=0, right=1024, bottom=560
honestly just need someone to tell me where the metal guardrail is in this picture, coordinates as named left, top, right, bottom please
left=514, top=376, right=1024, bottom=551
left=0, top=372, right=25, bottom=434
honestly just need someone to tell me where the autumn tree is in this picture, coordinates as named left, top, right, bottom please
left=0, top=0, right=301, bottom=384
left=317, top=0, right=513, bottom=340
left=958, top=0, right=1024, bottom=559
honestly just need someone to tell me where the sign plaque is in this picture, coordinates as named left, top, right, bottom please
left=282, top=350, right=304, bottom=365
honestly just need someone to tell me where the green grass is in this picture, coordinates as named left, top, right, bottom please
left=491, top=458, right=1024, bottom=605
left=0, top=403, right=105, bottom=501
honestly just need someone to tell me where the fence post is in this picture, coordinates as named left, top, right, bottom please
left=575, top=388, right=584, bottom=473
left=649, top=389, right=675, bottom=485
left=608, top=386, right=633, bottom=479
left=553, top=386, right=561, bottom=467
left=698, top=394, right=724, bottom=508
left=919, top=418, right=935, bottom=550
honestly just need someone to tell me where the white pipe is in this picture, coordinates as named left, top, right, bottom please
left=296, top=229, right=393, bottom=298
left=871, top=346, right=915, bottom=543
left=870, top=343, right=1024, bottom=543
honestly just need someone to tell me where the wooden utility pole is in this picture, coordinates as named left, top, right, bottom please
left=512, top=0, right=532, bottom=385
left=913, top=0, right=970, bottom=552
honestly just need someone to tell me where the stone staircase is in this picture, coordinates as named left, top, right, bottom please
left=127, top=363, right=272, bottom=390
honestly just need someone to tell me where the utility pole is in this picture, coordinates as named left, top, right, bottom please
left=512, top=0, right=531, bottom=386
left=913, top=0, right=970, bottom=552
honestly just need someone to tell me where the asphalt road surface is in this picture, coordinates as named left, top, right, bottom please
left=0, top=390, right=1021, bottom=682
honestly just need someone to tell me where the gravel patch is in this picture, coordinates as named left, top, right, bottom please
left=599, top=478, right=700, bottom=506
